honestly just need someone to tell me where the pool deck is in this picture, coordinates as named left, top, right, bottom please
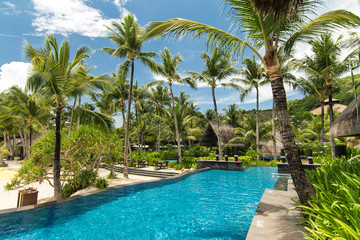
left=246, top=185, right=307, bottom=240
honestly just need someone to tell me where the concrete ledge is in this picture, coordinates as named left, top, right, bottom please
left=246, top=189, right=307, bottom=240
left=278, top=163, right=321, bottom=174
left=196, top=160, right=243, bottom=171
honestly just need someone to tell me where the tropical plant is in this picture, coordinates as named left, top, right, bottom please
left=102, top=14, right=157, bottom=177
left=184, top=47, right=238, bottom=160
left=234, top=56, right=268, bottom=160
left=145, top=0, right=360, bottom=204
left=150, top=48, right=196, bottom=164
left=25, top=34, right=91, bottom=199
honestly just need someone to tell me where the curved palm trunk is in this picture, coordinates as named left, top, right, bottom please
left=168, top=82, right=182, bottom=164
left=124, top=60, right=135, bottom=178
left=326, top=77, right=336, bottom=158
left=68, top=96, right=77, bottom=136
left=320, top=100, right=325, bottom=143
left=54, top=107, right=62, bottom=199
left=265, top=46, right=315, bottom=204
left=212, top=86, right=223, bottom=161
left=256, top=87, right=260, bottom=161
left=272, top=101, right=277, bottom=161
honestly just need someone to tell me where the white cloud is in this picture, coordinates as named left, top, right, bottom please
left=0, top=62, right=31, bottom=92
left=30, top=0, right=128, bottom=38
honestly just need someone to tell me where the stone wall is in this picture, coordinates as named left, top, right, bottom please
left=197, top=160, right=243, bottom=171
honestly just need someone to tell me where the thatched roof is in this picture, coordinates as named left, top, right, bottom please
left=311, top=103, right=347, bottom=116
left=259, top=130, right=301, bottom=159
left=331, top=95, right=360, bottom=137
left=200, top=122, right=243, bottom=147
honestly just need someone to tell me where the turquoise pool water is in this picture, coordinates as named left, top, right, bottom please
left=0, top=167, right=278, bottom=240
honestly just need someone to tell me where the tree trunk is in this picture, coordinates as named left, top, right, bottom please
left=17, top=124, right=25, bottom=159
left=256, top=87, right=260, bottom=161
left=135, top=101, right=142, bottom=156
left=68, top=96, right=77, bottom=136
left=320, top=100, right=325, bottom=143
left=12, top=134, right=16, bottom=159
left=169, top=82, right=182, bottom=164
left=264, top=45, right=315, bottom=205
left=212, top=86, right=223, bottom=160
left=29, top=125, right=32, bottom=156
left=272, top=101, right=277, bottom=161
left=124, top=60, right=135, bottom=178
left=54, top=107, right=62, bottom=199
left=0, top=151, right=7, bottom=167
left=76, top=96, right=81, bottom=130
left=326, top=77, right=336, bottom=158
left=155, top=115, right=160, bottom=152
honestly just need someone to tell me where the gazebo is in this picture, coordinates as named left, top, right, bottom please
left=331, top=95, right=360, bottom=138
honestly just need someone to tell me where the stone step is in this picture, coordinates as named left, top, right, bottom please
left=100, top=164, right=179, bottom=178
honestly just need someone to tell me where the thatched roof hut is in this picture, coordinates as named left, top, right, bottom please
left=310, top=98, right=347, bottom=116
left=200, top=123, right=243, bottom=148
left=331, top=95, right=360, bottom=137
left=259, top=130, right=301, bottom=159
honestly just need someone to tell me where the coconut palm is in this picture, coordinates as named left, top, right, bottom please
left=184, top=47, right=238, bottom=160
left=151, top=48, right=196, bottom=164
left=148, top=85, right=170, bottom=152
left=292, top=33, right=354, bottom=156
left=145, top=0, right=360, bottom=203
left=132, top=81, right=148, bottom=156
left=7, top=86, right=51, bottom=157
left=223, top=104, right=242, bottom=128
left=25, top=34, right=90, bottom=199
left=234, top=56, right=268, bottom=160
left=102, top=14, right=157, bottom=178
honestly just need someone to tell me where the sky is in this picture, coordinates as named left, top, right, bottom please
left=0, top=0, right=359, bottom=126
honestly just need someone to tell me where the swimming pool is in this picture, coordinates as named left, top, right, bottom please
left=0, top=167, right=279, bottom=240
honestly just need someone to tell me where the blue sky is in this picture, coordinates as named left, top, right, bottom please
left=0, top=0, right=358, bottom=126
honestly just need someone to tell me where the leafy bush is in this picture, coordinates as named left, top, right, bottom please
left=298, top=158, right=360, bottom=239
left=62, top=169, right=95, bottom=198
left=298, top=141, right=331, bottom=157
left=95, top=178, right=108, bottom=189
left=184, top=145, right=211, bottom=158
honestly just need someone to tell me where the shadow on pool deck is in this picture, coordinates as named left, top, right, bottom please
left=246, top=185, right=308, bottom=240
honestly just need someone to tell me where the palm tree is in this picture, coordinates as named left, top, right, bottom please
left=232, top=114, right=273, bottom=151
left=234, top=56, right=268, bottom=160
left=25, top=34, right=90, bottom=199
left=132, top=81, right=148, bottom=156
left=152, top=48, right=196, bottom=164
left=223, top=104, right=242, bottom=128
left=184, top=47, right=238, bottom=160
left=102, top=14, right=157, bottom=178
left=148, top=85, right=170, bottom=152
left=145, top=0, right=360, bottom=204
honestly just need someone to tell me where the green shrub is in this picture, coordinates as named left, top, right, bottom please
left=61, top=170, right=95, bottom=198
left=107, top=172, right=117, bottom=179
left=95, top=178, right=108, bottom=189
left=298, top=158, right=360, bottom=239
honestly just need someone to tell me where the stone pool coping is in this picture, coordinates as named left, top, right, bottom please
left=246, top=185, right=308, bottom=240
left=0, top=168, right=207, bottom=216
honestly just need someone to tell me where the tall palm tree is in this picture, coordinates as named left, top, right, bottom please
left=25, top=34, right=90, bottom=199
left=102, top=14, right=157, bottom=178
left=148, top=85, right=170, bottom=152
left=184, top=47, right=238, bottom=160
left=132, top=81, right=148, bottom=156
left=234, top=56, right=268, bottom=160
left=145, top=0, right=360, bottom=203
left=152, top=48, right=196, bottom=164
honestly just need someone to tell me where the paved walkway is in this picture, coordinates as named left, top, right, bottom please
left=246, top=187, right=308, bottom=240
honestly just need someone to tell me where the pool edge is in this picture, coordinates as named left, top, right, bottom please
left=0, top=168, right=211, bottom=216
